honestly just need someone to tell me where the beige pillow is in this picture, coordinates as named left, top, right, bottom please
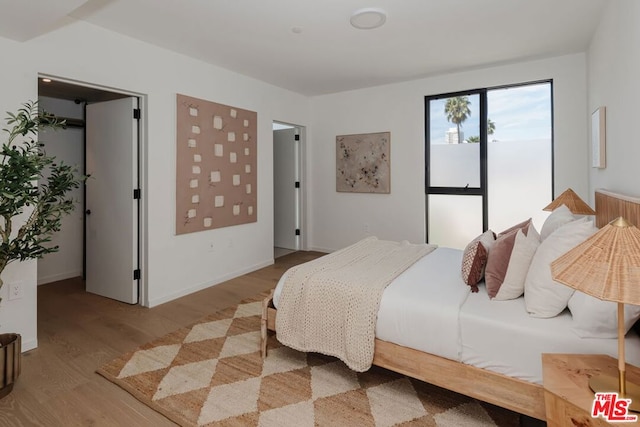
left=540, top=204, right=575, bottom=240
left=524, top=218, right=596, bottom=318
left=568, top=291, right=640, bottom=338
left=494, top=224, right=540, bottom=300
left=461, top=230, right=495, bottom=292
left=485, top=219, right=533, bottom=298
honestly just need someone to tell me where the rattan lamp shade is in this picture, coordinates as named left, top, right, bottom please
left=551, top=216, right=640, bottom=403
left=551, top=217, right=640, bottom=304
left=543, top=188, right=596, bottom=215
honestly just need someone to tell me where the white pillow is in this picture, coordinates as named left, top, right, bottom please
left=494, top=224, right=540, bottom=300
left=524, top=218, right=597, bottom=318
left=540, top=204, right=575, bottom=241
left=568, top=291, right=640, bottom=338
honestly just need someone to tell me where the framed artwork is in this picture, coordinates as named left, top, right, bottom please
left=591, top=106, right=606, bottom=169
left=336, top=132, right=390, bottom=193
left=176, top=94, right=257, bottom=234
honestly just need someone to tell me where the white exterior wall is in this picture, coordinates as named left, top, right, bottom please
left=0, top=20, right=310, bottom=351
left=309, top=54, right=589, bottom=252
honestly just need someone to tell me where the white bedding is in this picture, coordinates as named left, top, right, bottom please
left=375, top=247, right=470, bottom=361
left=273, top=246, right=640, bottom=384
left=460, top=284, right=640, bottom=384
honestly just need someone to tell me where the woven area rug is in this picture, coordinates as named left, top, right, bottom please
left=97, top=294, right=520, bottom=426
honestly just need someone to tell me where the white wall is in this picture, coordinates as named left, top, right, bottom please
left=587, top=0, right=640, bottom=199
left=0, top=20, right=310, bottom=350
left=37, top=96, right=84, bottom=285
left=309, top=54, right=589, bottom=252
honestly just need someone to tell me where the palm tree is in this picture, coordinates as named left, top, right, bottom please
left=444, top=96, right=471, bottom=143
left=466, top=136, right=480, bottom=143
left=467, top=119, right=496, bottom=143
left=487, top=118, right=495, bottom=136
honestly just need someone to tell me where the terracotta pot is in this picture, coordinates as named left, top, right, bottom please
left=0, top=333, right=21, bottom=399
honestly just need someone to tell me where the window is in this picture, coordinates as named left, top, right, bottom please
left=425, top=81, right=553, bottom=248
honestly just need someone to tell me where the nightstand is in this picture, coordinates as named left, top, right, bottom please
left=542, top=354, right=640, bottom=426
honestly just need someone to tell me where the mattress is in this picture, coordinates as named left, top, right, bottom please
left=459, top=283, right=640, bottom=384
left=273, top=246, right=470, bottom=361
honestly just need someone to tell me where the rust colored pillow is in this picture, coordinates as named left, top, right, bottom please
left=485, top=230, right=520, bottom=298
left=461, top=230, right=495, bottom=292
left=485, top=220, right=532, bottom=298
left=497, top=218, right=531, bottom=237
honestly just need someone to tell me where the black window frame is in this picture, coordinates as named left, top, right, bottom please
left=424, top=79, right=554, bottom=243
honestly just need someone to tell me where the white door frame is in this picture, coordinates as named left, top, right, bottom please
left=273, top=121, right=307, bottom=251
left=37, top=73, right=149, bottom=306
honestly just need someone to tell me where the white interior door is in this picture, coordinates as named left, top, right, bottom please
left=85, top=97, right=139, bottom=304
left=273, top=128, right=299, bottom=250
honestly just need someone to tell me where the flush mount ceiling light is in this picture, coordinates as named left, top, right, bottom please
left=350, top=8, right=387, bottom=30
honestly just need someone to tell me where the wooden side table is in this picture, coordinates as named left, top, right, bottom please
left=542, top=354, right=640, bottom=426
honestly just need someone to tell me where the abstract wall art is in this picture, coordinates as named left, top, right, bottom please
left=336, top=132, right=390, bottom=193
left=176, top=94, right=257, bottom=234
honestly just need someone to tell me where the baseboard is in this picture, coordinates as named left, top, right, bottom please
left=147, top=259, right=274, bottom=308
left=308, top=246, right=335, bottom=254
left=37, top=270, right=82, bottom=286
left=21, top=337, right=37, bottom=352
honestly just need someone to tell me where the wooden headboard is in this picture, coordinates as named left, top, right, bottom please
left=595, top=189, right=640, bottom=228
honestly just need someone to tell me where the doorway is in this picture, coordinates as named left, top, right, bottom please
left=273, top=121, right=305, bottom=258
left=37, top=76, right=146, bottom=305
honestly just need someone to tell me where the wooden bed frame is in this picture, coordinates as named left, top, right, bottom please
left=260, top=189, right=640, bottom=422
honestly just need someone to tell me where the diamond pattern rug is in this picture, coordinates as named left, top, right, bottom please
left=97, top=294, right=520, bottom=426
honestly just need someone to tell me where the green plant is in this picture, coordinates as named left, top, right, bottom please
left=466, top=136, right=480, bottom=143
left=444, top=96, right=471, bottom=143
left=465, top=119, right=496, bottom=143
left=0, top=101, right=84, bottom=301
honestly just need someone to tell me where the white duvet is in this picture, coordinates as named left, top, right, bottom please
left=273, top=246, right=640, bottom=384
left=460, top=283, right=640, bottom=384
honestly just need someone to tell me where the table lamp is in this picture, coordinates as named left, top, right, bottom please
left=544, top=188, right=596, bottom=215
left=551, top=217, right=640, bottom=410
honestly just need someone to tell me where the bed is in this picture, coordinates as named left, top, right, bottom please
left=260, top=189, right=640, bottom=421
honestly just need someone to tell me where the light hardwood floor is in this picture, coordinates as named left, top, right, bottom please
left=0, top=251, right=322, bottom=427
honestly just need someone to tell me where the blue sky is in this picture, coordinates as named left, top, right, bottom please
left=429, top=82, right=552, bottom=144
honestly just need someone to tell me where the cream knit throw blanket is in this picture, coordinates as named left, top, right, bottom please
left=276, top=236, right=436, bottom=372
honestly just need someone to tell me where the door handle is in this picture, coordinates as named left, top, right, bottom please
left=85, top=209, right=92, bottom=215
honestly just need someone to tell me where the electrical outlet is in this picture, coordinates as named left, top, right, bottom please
left=9, top=281, right=24, bottom=300
left=363, top=223, right=370, bottom=234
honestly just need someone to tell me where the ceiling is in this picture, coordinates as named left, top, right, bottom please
left=1, top=0, right=609, bottom=96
